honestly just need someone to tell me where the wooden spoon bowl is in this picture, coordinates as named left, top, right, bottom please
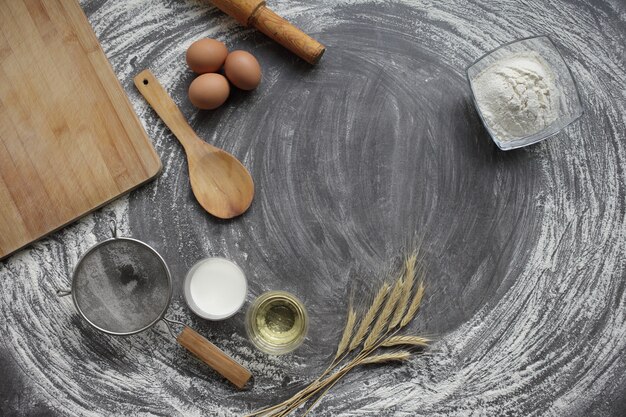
left=134, top=70, right=253, bottom=219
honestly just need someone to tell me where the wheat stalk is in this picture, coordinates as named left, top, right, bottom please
left=400, top=277, right=425, bottom=328
left=389, top=253, right=417, bottom=329
left=380, top=335, right=430, bottom=348
left=348, top=282, right=389, bottom=351
left=301, top=349, right=413, bottom=416
left=360, top=351, right=412, bottom=365
left=363, top=277, right=403, bottom=349
left=334, top=307, right=356, bottom=360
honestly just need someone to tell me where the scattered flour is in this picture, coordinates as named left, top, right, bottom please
left=1, top=1, right=625, bottom=416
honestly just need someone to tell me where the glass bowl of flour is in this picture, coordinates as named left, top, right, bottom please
left=467, top=35, right=583, bottom=150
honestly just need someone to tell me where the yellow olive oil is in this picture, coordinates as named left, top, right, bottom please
left=246, top=291, right=308, bottom=354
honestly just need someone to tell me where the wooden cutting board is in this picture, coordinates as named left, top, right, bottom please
left=0, top=0, right=161, bottom=260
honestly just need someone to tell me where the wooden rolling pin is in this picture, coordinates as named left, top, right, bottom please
left=210, top=0, right=325, bottom=64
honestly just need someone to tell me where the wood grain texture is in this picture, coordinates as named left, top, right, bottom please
left=210, top=0, right=265, bottom=25
left=0, top=0, right=160, bottom=259
left=133, top=69, right=254, bottom=219
left=211, top=0, right=325, bottom=64
left=251, top=5, right=325, bottom=65
left=177, top=326, right=252, bottom=389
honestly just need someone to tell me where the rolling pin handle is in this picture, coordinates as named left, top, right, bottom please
left=250, top=5, right=325, bottom=65
left=210, top=0, right=325, bottom=64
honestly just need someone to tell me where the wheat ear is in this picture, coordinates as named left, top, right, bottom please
left=389, top=253, right=417, bottom=329
left=364, top=278, right=403, bottom=349
left=348, top=283, right=389, bottom=351
left=400, top=278, right=425, bottom=328
left=360, top=351, right=412, bottom=365
left=380, top=335, right=430, bottom=348
left=334, top=307, right=356, bottom=360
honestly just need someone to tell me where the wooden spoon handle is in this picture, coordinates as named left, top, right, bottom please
left=177, top=326, right=252, bottom=389
left=134, top=70, right=200, bottom=151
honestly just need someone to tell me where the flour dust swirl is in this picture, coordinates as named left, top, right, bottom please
left=1, top=0, right=624, bottom=415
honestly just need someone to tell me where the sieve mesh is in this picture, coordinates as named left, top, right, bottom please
left=72, top=238, right=171, bottom=335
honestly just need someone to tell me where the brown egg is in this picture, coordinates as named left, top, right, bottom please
left=224, top=50, right=262, bottom=90
left=186, top=38, right=228, bottom=74
left=188, top=73, right=230, bottom=110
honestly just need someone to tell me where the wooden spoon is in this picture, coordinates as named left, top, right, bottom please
left=134, top=70, right=254, bottom=219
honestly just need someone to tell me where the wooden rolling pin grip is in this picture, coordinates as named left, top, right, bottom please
left=177, top=326, right=252, bottom=389
left=250, top=5, right=325, bottom=65
left=210, top=0, right=325, bottom=64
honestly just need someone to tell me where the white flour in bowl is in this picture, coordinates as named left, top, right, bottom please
left=472, top=52, right=559, bottom=141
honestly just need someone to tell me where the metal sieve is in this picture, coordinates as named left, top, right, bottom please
left=70, top=236, right=171, bottom=335
left=58, top=222, right=252, bottom=389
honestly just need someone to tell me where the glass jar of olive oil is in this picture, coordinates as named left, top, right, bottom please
left=246, top=291, right=308, bottom=355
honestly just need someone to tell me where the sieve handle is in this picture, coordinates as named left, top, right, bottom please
left=177, top=326, right=252, bottom=389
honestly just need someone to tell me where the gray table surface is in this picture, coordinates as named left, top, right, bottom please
left=1, top=0, right=625, bottom=415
